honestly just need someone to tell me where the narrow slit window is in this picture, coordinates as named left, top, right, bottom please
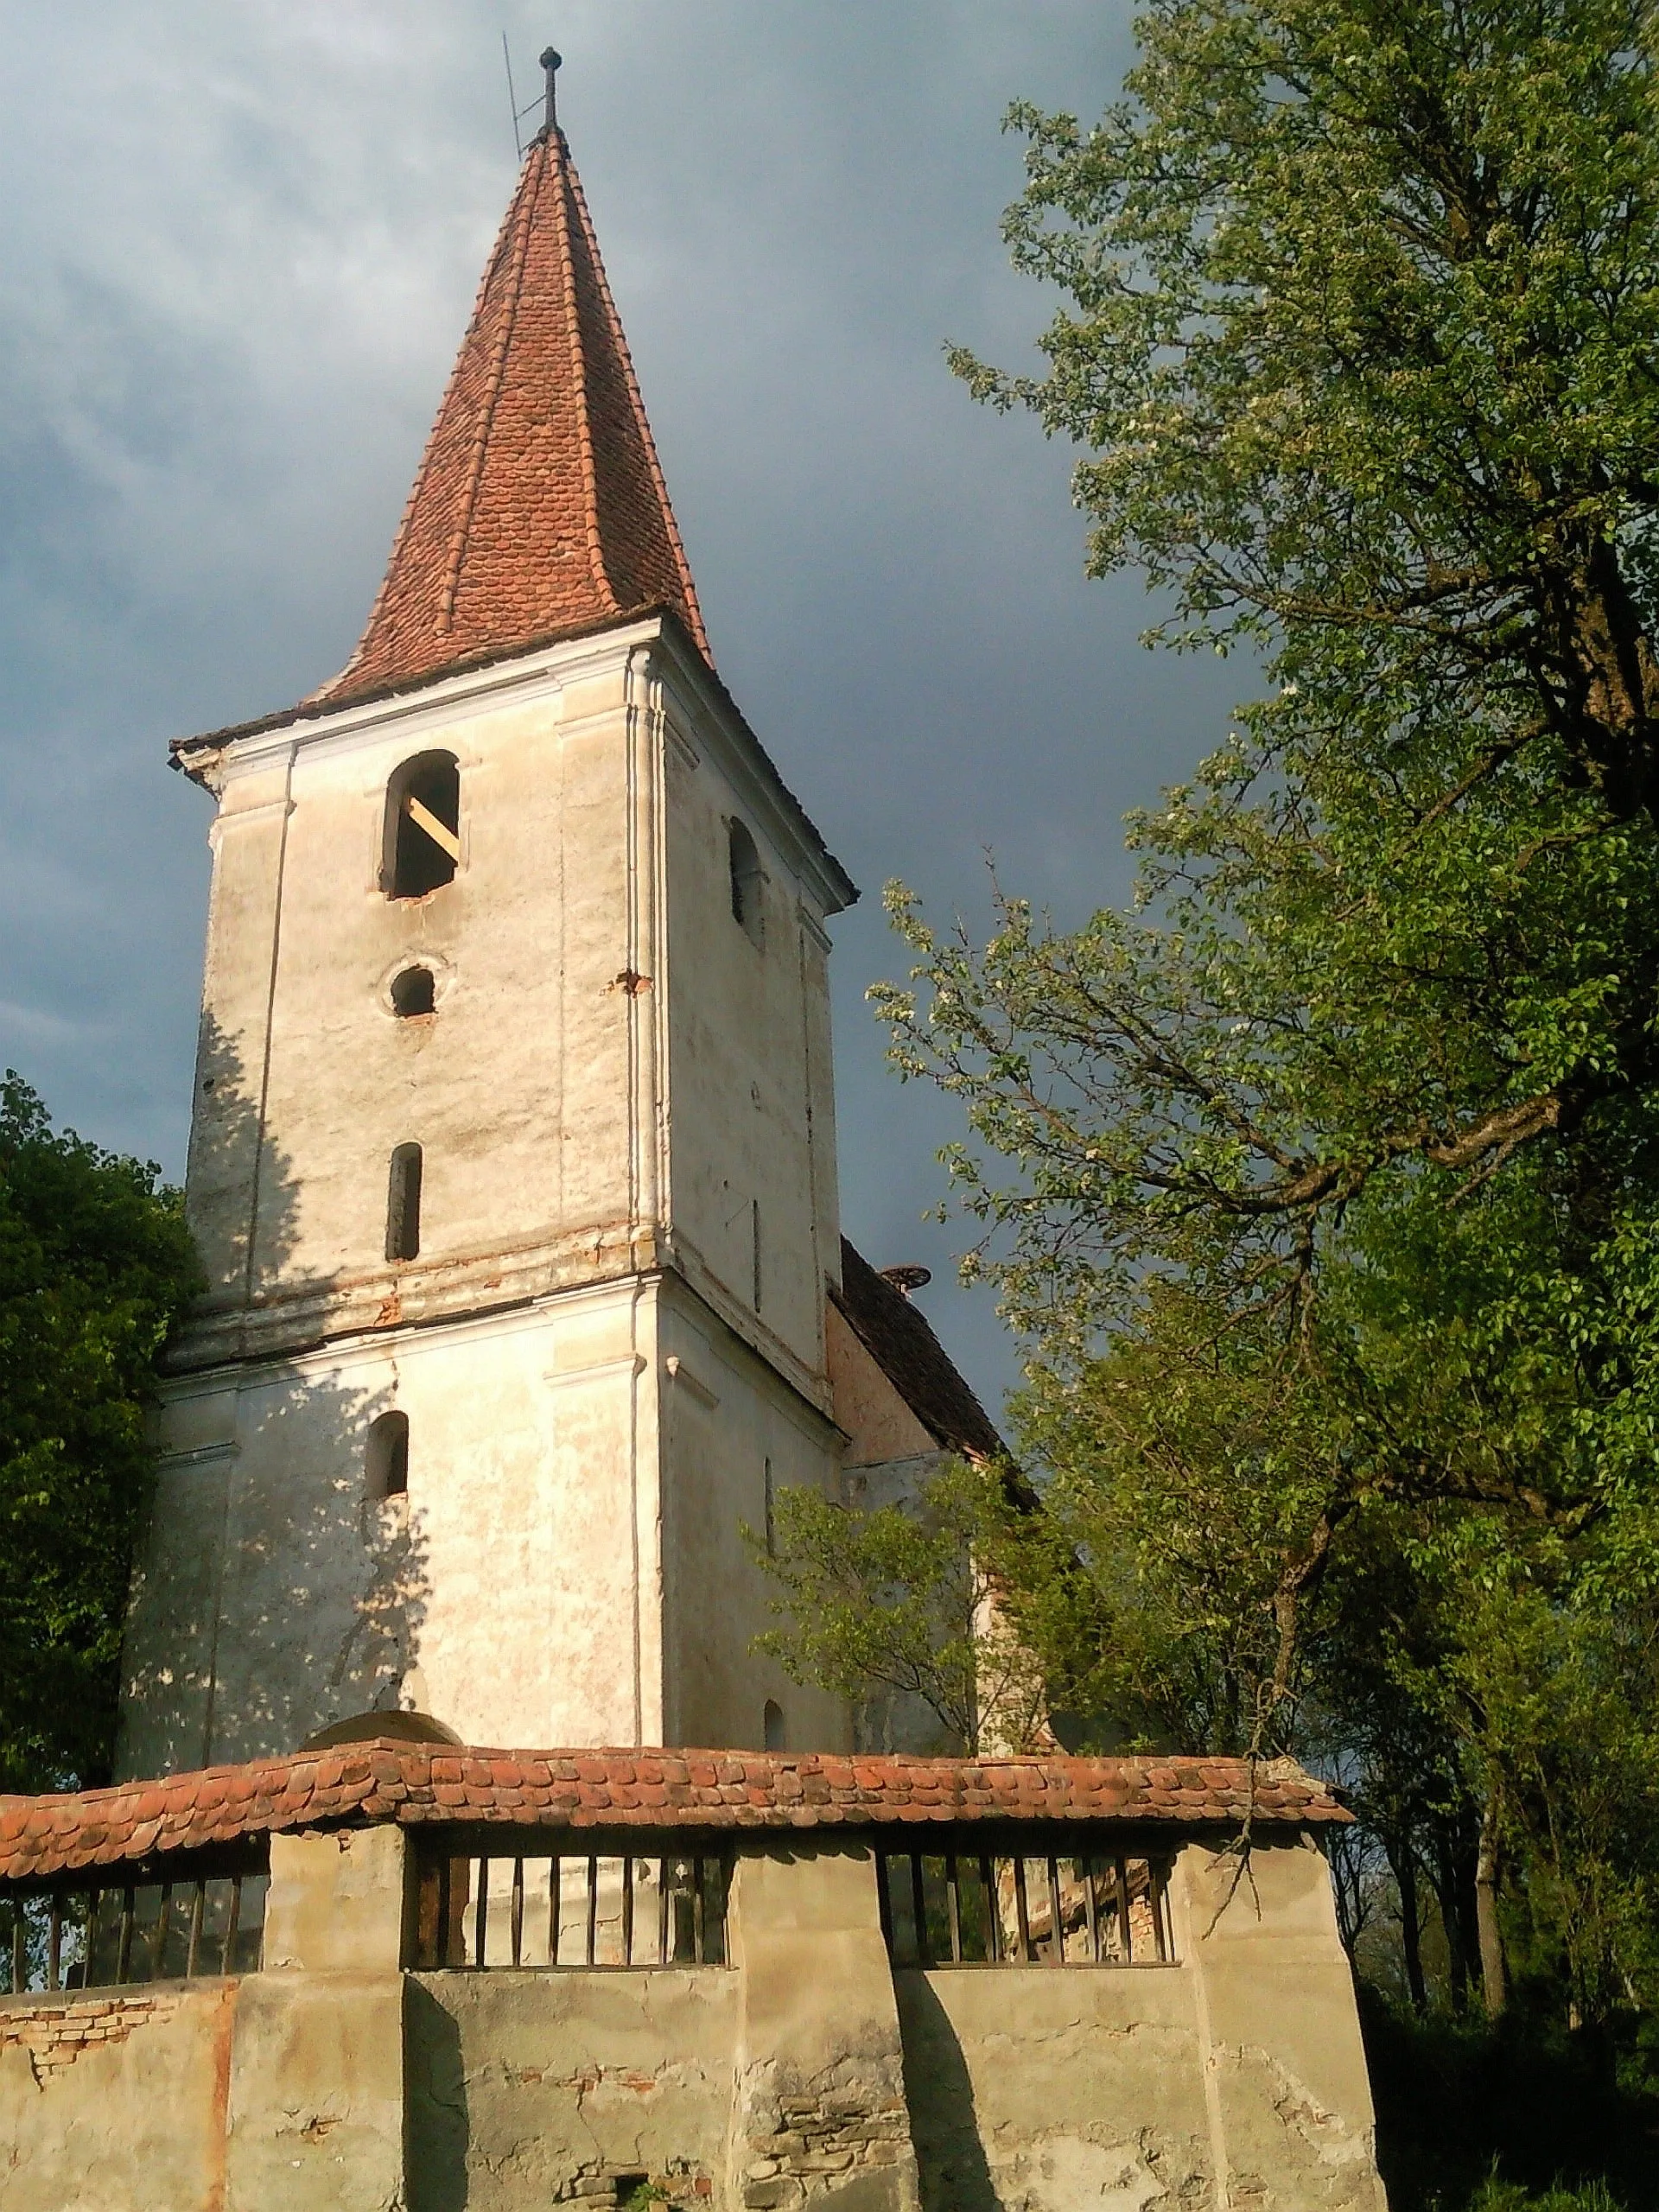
left=385, top=751, right=461, bottom=899
left=391, top=965, right=436, bottom=1019
left=764, top=1700, right=785, bottom=1753
left=366, top=1410, right=409, bottom=1499
left=386, top=1142, right=423, bottom=1262
left=728, top=817, right=764, bottom=946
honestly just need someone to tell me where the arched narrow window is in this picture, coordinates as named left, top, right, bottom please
left=728, top=817, right=764, bottom=947
left=385, top=751, right=460, bottom=899
left=391, top=965, right=436, bottom=1018
left=763, top=1700, right=785, bottom=1753
left=366, top=1410, right=409, bottom=1499
left=386, top=1142, right=423, bottom=1262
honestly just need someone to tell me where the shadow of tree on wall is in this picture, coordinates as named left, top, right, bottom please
left=119, top=1012, right=433, bottom=1772
left=404, top=1979, right=472, bottom=2212
left=893, top=1972, right=1000, bottom=2212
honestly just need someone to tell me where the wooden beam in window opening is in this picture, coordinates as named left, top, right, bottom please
left=405, top=793, right=461, bottom=863
left=385, top=751, right=460, bottom=899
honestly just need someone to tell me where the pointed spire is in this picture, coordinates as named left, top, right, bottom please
left=312, top=110, right=709, bottom=707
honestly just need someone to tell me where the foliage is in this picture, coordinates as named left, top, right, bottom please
left=753, top=0, right=1659, bottom=2031
left=744, top=1459, right=1052, bottom=1754
left=1360, top=1988, right=1659, bottom=2212
left=0, top=1072, right=200, bottom=1792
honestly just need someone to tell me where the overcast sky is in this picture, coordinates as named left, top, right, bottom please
left=0, top=2, right=1241, bottom=1417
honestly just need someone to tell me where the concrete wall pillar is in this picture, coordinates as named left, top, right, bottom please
left=1170, top=1833, right=1386, bottom=2212
left=725, top=1843, right=919, bottom=2212
left=224, top=1826, right=410, bottom=2211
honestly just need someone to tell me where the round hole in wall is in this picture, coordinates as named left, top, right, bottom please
left=391, top=964, right=437, bottom=1018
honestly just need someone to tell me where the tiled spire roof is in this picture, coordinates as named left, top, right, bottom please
left=310, top=127, right=709, bottom=709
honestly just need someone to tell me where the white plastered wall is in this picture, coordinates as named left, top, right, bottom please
left=122, top=620, right=855, bottom=1776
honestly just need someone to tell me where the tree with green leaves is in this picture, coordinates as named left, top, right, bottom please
left=0, top=1073, right=199, bottom=1793
left=747, top=1459, right=1051, bottom=1755
left=758, top=0, right=1659, bottom=2031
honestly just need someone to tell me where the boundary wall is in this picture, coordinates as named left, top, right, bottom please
left=0, top=1744, right=1385, bottom=2212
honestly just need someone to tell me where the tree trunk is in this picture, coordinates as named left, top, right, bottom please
left=1431, top=1815, right=1488, bottom=2011
left=1387, top=1834, right=1427, bottom=2014
left=1475, top=1795, right=1508, bottom=2019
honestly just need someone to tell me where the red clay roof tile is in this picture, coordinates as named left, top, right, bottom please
left=309, top=129, right=707, bottom=712
left=0, top=1746, right=1346, bottom=1885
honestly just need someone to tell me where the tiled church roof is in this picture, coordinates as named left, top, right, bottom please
left=0, top=1749, right=1347, bottom=1883
left=309, top=124, right=708, bottom=711
left=833, top=1240, right=1004, bottom=1463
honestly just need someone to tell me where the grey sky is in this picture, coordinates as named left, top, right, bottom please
left=0, top=2, right=1240, bottom=1416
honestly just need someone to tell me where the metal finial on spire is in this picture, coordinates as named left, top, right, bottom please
left=539, top=46, right=563, bottom=140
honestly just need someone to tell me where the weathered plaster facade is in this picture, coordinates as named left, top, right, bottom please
left=122, top=623, right=859, bottom=1773
left=0, top=1813, right=1384, bottom=2212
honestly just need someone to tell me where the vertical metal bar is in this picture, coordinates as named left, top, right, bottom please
left=658, top=1859, right=671, bottom=1965
left=511, top=1859, right=524, bottom=1967
left=436, top=1856, right=453, bottom=1969
left=117, top=1887, right=137, bottom=1984
left=10, top=1905, right=22, bottom=1993
left=875, top=1855, right=894, bottom=1956
left=945, top=1856, right=962, bottom=1963
left=221, top=1878, right=242, bottom=1976
left=910, top=1855, right=929, bottom=1967
left=978, top=1857, right=999, bottom=1963
left=584, top=1857, right=598, bottom=1967
left=548, top=1857, right=561, bottom=1967
left=1013, top=1858, right=1031, bottom=1963
left=1046, top=1858, right=1064, bottom=1965
left=691, top=1859, right=705, bottom=1965
left=84, top=1891, right=102, bottom=1989
left=620, top=1857, right=634, bottom=1966
left=153, top=1884, right=174, bottom=1980
left=1152, top=1859, right=1170, bottom=1962
left=1082, top=1858, right=1100, bottom=1964
left=1115, top=1857, right=1133, bottom=1961
left=48, top=1897, right=62, bottom=1992
left=474, top=1858, right=490, bottom=1970
left=187, top=1883, right=206, bottom=1978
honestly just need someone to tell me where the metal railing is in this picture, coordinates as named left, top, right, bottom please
left=3, top=1872, right=267, bottom=1995
left=878, top=1848, right=1173, bottom=1967
left=414, top=1849, right=730, bottom=1970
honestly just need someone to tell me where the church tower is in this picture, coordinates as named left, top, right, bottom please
left=118, top=73, right=868, bottom=1774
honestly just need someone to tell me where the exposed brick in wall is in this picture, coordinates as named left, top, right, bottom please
left=552, top=2159, right=713, bottom=2206
left=0, top=1992, right=184, bottom=2086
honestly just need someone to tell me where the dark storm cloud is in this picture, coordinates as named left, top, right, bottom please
left=0, top=2, right=1243, bottom=1414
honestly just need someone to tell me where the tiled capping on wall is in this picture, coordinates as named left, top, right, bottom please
left=879, top=1845, right=1174, bottom=1967
left=3, top=1859, right=268, bottom=1996
left=412, top=1846, right=730, bottom=1968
